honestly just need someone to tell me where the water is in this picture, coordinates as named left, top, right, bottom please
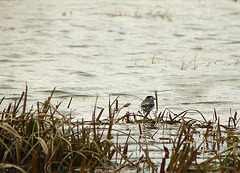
left=1, top=0, right=240, bottom=171
left=0, top=0, right=240, bottom=123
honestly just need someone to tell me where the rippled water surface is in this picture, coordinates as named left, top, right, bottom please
left=0, top=0, right=240, bottom=122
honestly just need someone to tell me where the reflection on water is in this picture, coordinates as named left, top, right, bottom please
left=0, top=0, right=240, bottom=122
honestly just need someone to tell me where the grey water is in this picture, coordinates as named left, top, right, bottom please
left=0, top=0, right=240, bottom=123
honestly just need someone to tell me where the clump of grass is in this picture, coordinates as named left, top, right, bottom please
left=0, top=86, right=158, bottom=172
left=180, top=55, right=198, bottom=71
left=0, top=86, right=116, bottom=172
left=116, top=92, right=240, bottom=172
left=108, top=10, right=172, bottom=20
left=165, top=122, right=203, bottom=172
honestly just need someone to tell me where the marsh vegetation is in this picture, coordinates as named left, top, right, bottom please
left=0, top=87, right=240, bottom=172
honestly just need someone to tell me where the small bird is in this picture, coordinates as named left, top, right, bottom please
left=141, top=96, right=156, bottom=113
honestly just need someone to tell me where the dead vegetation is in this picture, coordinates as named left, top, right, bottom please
left=0, top=87, right=240, bottom=172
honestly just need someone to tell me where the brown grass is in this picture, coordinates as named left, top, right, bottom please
left=0, top=87, right=240, bottom=172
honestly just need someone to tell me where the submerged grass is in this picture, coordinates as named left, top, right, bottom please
left=0, top=86, right=240, bottom=172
